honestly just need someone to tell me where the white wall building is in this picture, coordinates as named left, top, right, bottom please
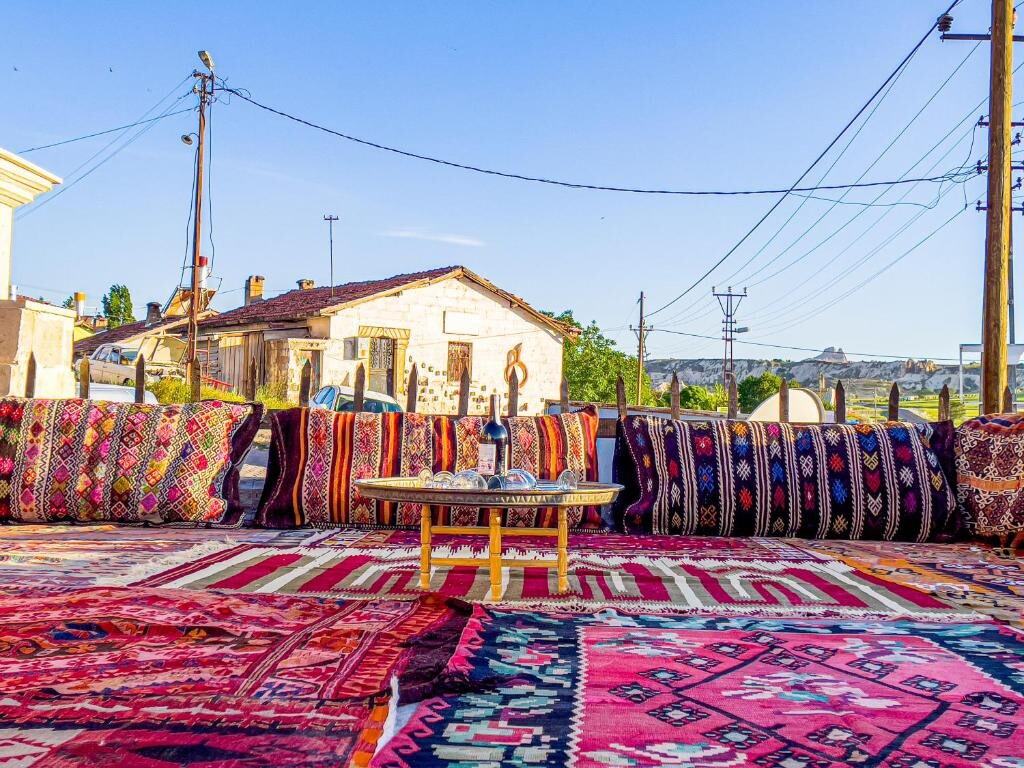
left=198, top=266, right=571, bottom=414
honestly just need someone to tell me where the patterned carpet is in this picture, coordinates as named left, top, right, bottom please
left=376, top=607, right=1024, bottom=767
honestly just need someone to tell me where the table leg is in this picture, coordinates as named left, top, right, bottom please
left=557, top=508, right=569, bottom=593
left=419, top=503, right=432, bottom=590
left=489, top=508, right=502, bottom=601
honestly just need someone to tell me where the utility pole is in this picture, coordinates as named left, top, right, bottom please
left=324, top=214, right=339, bottom=298
left=714, top=286, right=746, bottom=387
left=185, top=50, right=215, bottom=401
left=630, top=292, right=652, bottom=406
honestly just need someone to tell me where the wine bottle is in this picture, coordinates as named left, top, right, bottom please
left=478, top=394, right=508, bottom=478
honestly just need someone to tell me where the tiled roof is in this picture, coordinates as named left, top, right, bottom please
left=199, top=267, right=461, bottom=329
left=73, top=316, right=188, bottom=358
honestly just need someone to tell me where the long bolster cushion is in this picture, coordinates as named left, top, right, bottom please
left=955, top=412, right=1024, bottom=537
left=255, top=406, right=600, bottom=529
left=0, top=397, right=262, bottom=526
left=613, top=416, right=957, bottom=541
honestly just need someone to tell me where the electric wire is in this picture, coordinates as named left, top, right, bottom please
left=16, top=108, right=195, bottom=154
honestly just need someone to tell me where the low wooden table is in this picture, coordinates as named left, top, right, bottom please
left=355, top=477, right=622, bottom=600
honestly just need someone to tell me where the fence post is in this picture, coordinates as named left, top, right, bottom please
left=559, top=376, right=570, bottom=414
left=24, top=353, right=36, bottom=398
left=134, top=354, right=146, bottom=404
left=190, top=358, right=201, bottom=403
left=507, top=369, right=519, bottom=417
left=779, top=379, right=790, bottom=423
left=888, top=382, right=900, bottom=421
left=1003, top=385, right=1013, bottom=412
left=245, top=357, right=257, bottom=402
left=457, top=367, right=470, bottom=416
left=353, top=363, right=366, bottom=412
left=835, top=380, right=846, bottom=423
left=727, top=374, right=738, bottom=419
left=79, top=357, right=90, bottom=399
left=939, top=384, right=950, bottom=421
left=298, top=359, right=312, bottom=407
left=670, top=372, right=681, bottom=420
left=405, top=363, right=418, bottom=413
left=615, top=375, right=627, bottom=419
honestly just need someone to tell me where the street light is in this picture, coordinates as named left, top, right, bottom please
left=198, top=50, right=215, bottom=72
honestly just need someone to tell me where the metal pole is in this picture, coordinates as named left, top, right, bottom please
left=186, top=69, right=210, bottom=402
left=324, top=214, right=338, bottom=298
left=636, top=292, right=646, bottom=406
left=981, top=0, right=1014, bottom=413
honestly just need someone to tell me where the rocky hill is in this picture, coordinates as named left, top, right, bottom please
left=645, top=351, right=1009, bottom=395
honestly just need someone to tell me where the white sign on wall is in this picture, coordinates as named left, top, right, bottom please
left=443, top=310, right=480, bottom=336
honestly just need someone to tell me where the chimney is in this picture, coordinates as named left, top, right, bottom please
left=73, top=291, right=86, bottom=320
left=297, top=279, right=315, bottom=291
left=244, top=275, right=265, bottom=305
left=145, top=302, right=162, bottom=325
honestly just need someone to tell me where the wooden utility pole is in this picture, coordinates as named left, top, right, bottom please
left=186, top=54, right=214, bottom=402
left=982, top=0, right=1014, bottom=413
left=630, top=292, right=650, bottom=406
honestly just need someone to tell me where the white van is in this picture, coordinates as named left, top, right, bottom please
left=85, top=336, right=186, bottom=385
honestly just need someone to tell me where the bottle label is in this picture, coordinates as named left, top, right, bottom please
left=478, top=444, right=497, bottom=475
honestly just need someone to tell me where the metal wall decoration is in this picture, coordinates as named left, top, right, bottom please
left=505, top=342, right=528, bottom=386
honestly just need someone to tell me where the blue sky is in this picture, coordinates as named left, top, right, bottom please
left=2, top=1, right=1011, bottom=362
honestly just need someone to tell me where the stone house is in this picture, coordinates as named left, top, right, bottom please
left=196, top=266, right=572, bottom=414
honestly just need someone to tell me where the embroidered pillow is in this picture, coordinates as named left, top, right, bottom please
left=256, top=406, right=600, bottom=529
left=613, top=416, right=956, bottom=541
left=0, top=397, right=262, bottom=526
left=955, top=412, right=1024, bottom=537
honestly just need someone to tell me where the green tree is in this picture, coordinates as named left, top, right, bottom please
left=62, top=296, right=75, bottom=310
left=738, top=371, right=783, bottom=412
left=549, top=310, right=658, bottom=406
left=101, top=284, right=135, bottom=329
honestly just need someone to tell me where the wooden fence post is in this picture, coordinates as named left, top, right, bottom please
left=938, top=384, right=950, bottom=421
left=24, top=353, right=36, bottom=398
left=888, top=382, right=900, bottom=421
left=298, top=359, right=312, bottom=407
left=190, top=358, right=201, bottom=403
left=615, top=375, right=627, bottom=419
left=353, top=363, right=366, bottom=412
left=835, top=380, right=846, bottom=423
left=727, top=374, right=738, bottom=419
left=559, top=376, right=570, bottom=414
left=405, top=363, right=418, bottom=413
left=779, top=379, right=790, bottom=423
left=1003, top=385, right=1013, bottom=412
left=134, top=355, right=146, bottom=404
left=507, top=369, right=519, bottom=417
left=670, top=372, right=681, bottom=420
left=244, top=357, right=257, bottom=402
left=79, top=357, right=90, bottom=399
left=457, top=367, right=470, bottom=416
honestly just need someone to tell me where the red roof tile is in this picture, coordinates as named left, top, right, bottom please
left=73, top=316, right=189, bottom=358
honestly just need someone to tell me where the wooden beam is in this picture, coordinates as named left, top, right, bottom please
left=835, top=380, right=846, bottom=423
left=134, top=354, right=146, bottom=404
left=888, top=382, right=900, bottom=421
left=507, top=369, right=519, bottom=417
left=298, top=359, right=312, bottom=407
left=779, top=378, right=790, bottom=423
left=79, top=358, right=90, bottom=399
left=670, top=372, right=680, bottom=420
left=727, top=374, right=738, bottom=419
left=939, top=384, right=950, bottom=421
left=245, top=357, right=257, bottom=402
left=559, top=376, right=570, bottom=414
left=190, top=358, right=201, bottom=403
left=616, top=375, right=627, bottom=419
left=1003, top=384, right=1013, bottom=412
left=353, top=363, right=366, bottom=412
left=24, top=353, right=35, bottom=398
left=406, top=363, right=419, bottom=413
left=457, top=367, right=470, bottom=416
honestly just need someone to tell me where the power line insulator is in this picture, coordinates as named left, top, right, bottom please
left=937, top=14, right=954, bottom=33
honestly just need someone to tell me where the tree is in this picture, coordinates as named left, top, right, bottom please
left=101, top=284, right=135, bottom=329
left=738, top=371, right=783, bottom=413
left=549, top=310, right=658, bottom=406
left=62, top=296, right=75, bottom=310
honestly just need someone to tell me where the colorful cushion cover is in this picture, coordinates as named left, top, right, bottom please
left=614, top=417, right=957, bottom=541
left=0, top=397, right=262, bottom=526
left=256, top=406, right=600, bottom=529
left=955, top=412, right=1024, bottom=536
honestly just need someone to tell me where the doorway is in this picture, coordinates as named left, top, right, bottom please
left=368, top=337, right=395, bottom=396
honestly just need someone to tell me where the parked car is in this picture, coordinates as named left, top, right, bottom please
left=85, top=383, right=159, bottom=404
left=310, top=385, right=403, bottom=413
left=84, top=336, right=185, bottom=386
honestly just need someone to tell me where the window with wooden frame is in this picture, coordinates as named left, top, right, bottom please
left=447, top=341, right=472, bottom=383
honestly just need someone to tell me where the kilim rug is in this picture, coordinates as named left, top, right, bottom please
left=0, top=585, right=461, bottom=767
left=375, top=607, right=1024, bottom=767
left=126, top=538, right=974, bottom=620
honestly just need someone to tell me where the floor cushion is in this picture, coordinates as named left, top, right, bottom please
left=0, top=397, right=262, bottom=526
left=256, top=406, right=600, bottom=529
left=955, top=412, right=1024, bottom=537
left=614, top=417, right=956, bottom=541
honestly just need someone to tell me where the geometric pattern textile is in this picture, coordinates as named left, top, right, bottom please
left=0, top=586, right=458, bottom=767
left=955, top=412, right=1024, bottom=536
left=0, top=397, right=261, bottom=526
left=256, top=406, right=599, bottom=530
left=615, top=416, right=957, bottom=541
left=374, top=607, right=1024, bottom=768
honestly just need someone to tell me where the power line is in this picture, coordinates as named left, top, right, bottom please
left=16, top=108, right=194, bottom=154
left=214, top=86, right=968, bottom=197
left=646, top=0, right=963, bottom=318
